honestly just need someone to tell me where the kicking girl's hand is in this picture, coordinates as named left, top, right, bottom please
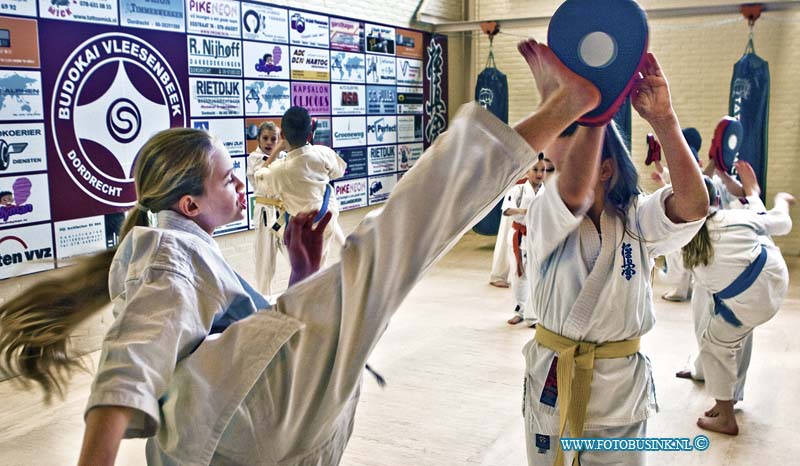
left=285, top=210, right=332, bottom=285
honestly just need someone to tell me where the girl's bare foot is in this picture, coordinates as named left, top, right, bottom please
left=698, top=400, right=739, bottom=435
left=517, top=38, right=599, bottom=117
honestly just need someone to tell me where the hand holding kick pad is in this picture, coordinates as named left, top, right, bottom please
left=548, top=0, right=648, bottom=126
left=645, top=133, right=661, bottom=166
left=709, top=117, right=743, bottom=174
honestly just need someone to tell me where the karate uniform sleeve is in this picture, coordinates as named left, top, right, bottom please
left=267, top=103, right=536, bottom=447
left=635, top=185, right=705, bottom=257
left=86, top=267, right=220, bottom=438
left=246, top=151, right=267, bottom=187
left=727, top=202, right=793, bottom=237
left=321, top=145, right=347, bottom=180
left=501, top=185, right=518, bottom=214
left=526, top=173, right=585, bottom=270
left=254, top=163, right=280, bottom=197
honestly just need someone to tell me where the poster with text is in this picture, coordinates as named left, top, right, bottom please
left=395, top=28, right=423, bottom=59
left=0, top=17, right=39, bottom=68
left=186, top=0, right=240, bottom=38
left=191, top=118, right=245, bottom=155
left=313, top=116, right=331, bottom=147
left=0, top=173, right=50, bottom=227
left=244, top=79, right=290, bottom=116
left=0, top=123, right=47, bottom=174
left=329, top=17, right=363, bottom=52
left=366, top=115, right=396, bottom=145
left=332, top=116, right=366, bottom=148
left=365, top=23, right=394, bottom=55
left=367, top=173, right=396, bottom=205
left=292, top=81, right=330, bottom=115
left=38, top=0, right=118, bottom=25
left=190, top=77, right=244, bottom=116
left=396, top=57, right=423, bottom=86
left=331, top=83, right=364, bottom=115
left=367, top=144, right=395, bottom=175
left=187, top=35, right=243, bottom=77
left=289, top=46, right=330, bottom=81
left=335, top=146, right=366, bottom=178
left=396, top=86, right=423, bottom=114
left=243, top=41, right=290, bottom=80
left=0, top=70, right=42, bottom=121
left=288, top=10, right=329, bottom=48
left=333, top=177, right=367, bottom=211
left=397, top=142, right=423, bottom=171
left=423, top=34, right=449, bottom=148
left=366, top=85, right=396, bottom=114
left=0, top=223, right=55, bottom=280
left=330, top=51, right=365, bottom=83
left=0, top=0, right=36, bottom=17
left=397, top=114, right=422, bottom=143
left=120, top=0, right=185, bottom=32
left=365, top=54, right=395, bottom=85
left=241, top=2, right=288, bottom=43
left=54, top=213, right=123, bottom=261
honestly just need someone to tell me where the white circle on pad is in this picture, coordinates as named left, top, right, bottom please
left=579, top=31, right=617, bottom=68
left=727, top=134, right=738, bottom=150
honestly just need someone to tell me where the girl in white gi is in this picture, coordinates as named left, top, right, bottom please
left=0, top=38, right=604, bottom=466
left=504, top=154, right=553, bottom=326
left=522, top=52, right=709, bottom=466
left=247, top=122, right=287, bottom=295
left=254, top=107, right=347, bottom=267
left=680, top=161, right=794, bottom=436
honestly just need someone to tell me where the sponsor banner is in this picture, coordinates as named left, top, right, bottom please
left=365, top=23, right=394, bottom=55
left=0, top=17, right=39, bottom=67
left=54, top=213, right=123, bottom=261
left=0, top=223, right=55, bottom=279
left=312, top=116, right=331, bottom=147
left=329, top=17, right=363, bottom=52
left=290, top=46, right=329, bottom=81
left=289, top=10, right=329, bottom=49
left=331, top=116, right=366, bottom=148
left=366, top=85, right=396, bottom=114
left=244, top=116, right=280, bottom=156
left=423, top=34, right=448, bottom=148
left=397, top=57, right=423, bottom=86
left=0, top=173, right=50, bottom=227
left=330, top=50, right=365, bottom=83
left=190, top=77, right=244, bottom=116
left=291, top=81, right=329, bottom=115
left=191, top=118, right=245, bottom=155
left=0, top=123, right=47, bottom=174
left=243, top=41, right=289, bottom=80
left=213, top=155, right=249, bottom=235
left=397, top=114, right=423, bottom=143
left=38, top=0, right=118, bottom=25
left=333, top=177, right=367, bottom=211
left=366, top=115, right=397, bottom=145
left=367, top=173, right=396, bottom=205
left=331, top=83, right=364, bottom=115
left=365, top=54, right=395, bottom=85
left=244, top=79, right=290, bottom=116
left=241, top=2, right=288, bottom=44
left=187, top=35, right=243, bottom=77
left=396, top=86, right=423, bottom=114
left=0, top=0, right=36, bottom=17
left=186, top=0, right=240, bottom=39
left=120, top=0, right=185, bottom=32
left=367, top=144, right=395, bottom=175
left=0, top=70, right=42, bottom=121
left=42, top=26, right=188, bottom=219
left=395, top=28, right=423, bottom=59
left=335, top=146, right=366, bottom=179
left=396, top=142, right=423, bottom=171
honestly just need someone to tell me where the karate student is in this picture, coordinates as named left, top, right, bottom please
left=247, top=121, right=287, bottom=295
left=504, top=153, right=554, bottom=325
left=489, top=213, right=513, bottom=288
left=680, top=160, right=794, bottom=435
left=521, top=52, right=708, bottom=466
left=0, top=38, right=603, bottom=466
left=254, top=106, right=347, bottom=266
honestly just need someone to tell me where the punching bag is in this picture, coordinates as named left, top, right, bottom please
left=472, top=56, right=509, bottom=236
left=729, top=38, right=770, bottom=199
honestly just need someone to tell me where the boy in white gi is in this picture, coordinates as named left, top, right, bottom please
left=0, top=39, right=604, bottom=466
left=490, top=213, right=513, bottom=288
left=504, top=154, right=553, bottom=326
left=680, top=160, right=794, bottom=435
left=522, top=52, right=709, bottom=466
left=247, top=121, right=287, bottom=295
left=254, top=106, right=348, bottom=266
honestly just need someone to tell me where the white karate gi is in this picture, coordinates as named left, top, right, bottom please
left=502, top=182, right=544, bottom=322
left=247, top=147, right=286, bottom=295
left=490, top=214, right=512, bottom=286
left=86, top=103, right=537, bottom=466
left=254, top=144, right=348, bottom=265
left=522, top=177, right=703, bottom=466
left=689, top=195, right=792, bottom=400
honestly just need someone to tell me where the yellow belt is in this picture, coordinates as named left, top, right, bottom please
left=534, top=325, right=640, bottom=466
left=255, top=196, right=284, bottom=210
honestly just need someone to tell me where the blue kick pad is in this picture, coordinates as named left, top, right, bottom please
left=710, top=117, right=743, bottom=174
left=548, top=0, right=648, bottom=126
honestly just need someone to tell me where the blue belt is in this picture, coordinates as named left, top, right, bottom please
left=712, top=244, right=767, bottom=327
left=314, top=183, right=332, bottom=223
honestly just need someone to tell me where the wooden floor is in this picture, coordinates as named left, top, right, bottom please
left=2, top=232, right=798, bottom=466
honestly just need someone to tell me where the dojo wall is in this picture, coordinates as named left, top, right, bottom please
left=470, top=0, right=800, bottom=256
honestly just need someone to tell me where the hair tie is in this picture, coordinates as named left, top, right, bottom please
left=134, top=201, right=150, bottom=213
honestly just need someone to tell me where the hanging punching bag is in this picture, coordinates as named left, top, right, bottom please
left=729, top=38, right=770, bottom=199
left=472, top=60, right=509, bottom=236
